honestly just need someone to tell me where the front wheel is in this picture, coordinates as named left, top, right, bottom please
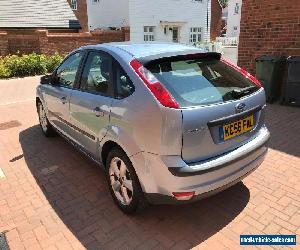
left=37, top=101, right=56, bottom=137
left=106, top=148, right=147, bottom=214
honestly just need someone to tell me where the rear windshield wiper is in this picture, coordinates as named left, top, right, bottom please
left=230, top=86, right=258, bottom=99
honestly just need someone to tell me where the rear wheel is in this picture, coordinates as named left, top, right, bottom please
left=37, top=101, right=56, bottom=137
left=106, top=148, right=147, bottom=214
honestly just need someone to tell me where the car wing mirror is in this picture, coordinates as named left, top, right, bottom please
left=40, top=75, right=52, bottom=85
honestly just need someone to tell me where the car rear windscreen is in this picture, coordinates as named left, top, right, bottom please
left=145, top=57, right=259, bottom=107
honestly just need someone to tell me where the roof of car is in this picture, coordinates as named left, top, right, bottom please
left=82, top=42, right=204, bottom=60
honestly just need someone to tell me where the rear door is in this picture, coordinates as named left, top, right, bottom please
left=145, top=55, right=266, bottom=163
left=44, top=52, right=84, bottom=135
left=69, top=50, right=114, bottom=159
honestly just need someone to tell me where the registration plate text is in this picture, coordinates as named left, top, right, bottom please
left=221, top=115, right=254, bottom=141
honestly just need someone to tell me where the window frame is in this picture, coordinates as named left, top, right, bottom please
left=52, top=51, right=85, bottom=89
left=144, top=26, right=155, bottom=42
left=234, top=3, right=240, bottom=14
left=70, top=0, right=78, bottom=10
left=78, top=50, right=115, bottom=98
left=189, top=27, right=203, bottom=43
left=92, top=0, right=100, bottom=4
left=112, top=59, right=135, bottom=99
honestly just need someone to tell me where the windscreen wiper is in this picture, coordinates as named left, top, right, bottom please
left=230, top=86, right=258, bottom=99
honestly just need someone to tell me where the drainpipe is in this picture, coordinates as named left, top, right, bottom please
left=206, top=0, right=210, bottom=43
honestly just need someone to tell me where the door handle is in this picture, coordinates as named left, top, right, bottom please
left=93, top=107, right=104, bottom=117
left=61, top=96, right=67, bottom=104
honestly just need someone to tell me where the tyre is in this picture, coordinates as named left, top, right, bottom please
left=106, top=148, right=147, bottom=214
left=37, top=101, right=56, bottom=137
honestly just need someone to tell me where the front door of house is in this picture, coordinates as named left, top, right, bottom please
left=172, top=27, right=179, bottom=43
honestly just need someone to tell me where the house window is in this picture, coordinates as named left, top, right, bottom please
left=189, top=27, right=202, bottom=43
left=70, top=0, right=77, bottom=10
left=233, top=26, right=238, bottom=31
left=144, top=26, right=155, bottom=42
left=234, top=3, right=240, bottom=14
left=92, top=0, right=100, bottom=4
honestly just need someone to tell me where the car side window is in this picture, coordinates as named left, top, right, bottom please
left=80, top=51, right=113, bottom=96
left=115, top=62, right=135, bottom=99
left=56, top=52, right=83, bottom=88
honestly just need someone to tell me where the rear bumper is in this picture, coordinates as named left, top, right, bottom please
left=130, top=126, right=270, bottom=204
left=169, top=125, right=270, bottom=176
left=145, top=161, right=260, bottom=205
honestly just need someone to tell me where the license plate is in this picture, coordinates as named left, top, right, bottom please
left=220, top=115, right=254, bottom=141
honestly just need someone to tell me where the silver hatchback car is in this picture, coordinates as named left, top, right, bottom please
left=36, top=43, right=270, bottom=213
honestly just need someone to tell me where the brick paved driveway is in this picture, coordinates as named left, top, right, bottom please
left=0, top=79, right=299, bottom=249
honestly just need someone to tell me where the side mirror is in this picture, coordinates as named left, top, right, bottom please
left=40, top=75, right=52, bottom=85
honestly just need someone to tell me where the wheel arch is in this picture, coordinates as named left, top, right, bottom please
left=101, top=140, right=123, bottom=167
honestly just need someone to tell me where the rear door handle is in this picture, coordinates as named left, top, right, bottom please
left=61, top=96, right=67, bottom=104
left=93, top=107, right=104, bottom=117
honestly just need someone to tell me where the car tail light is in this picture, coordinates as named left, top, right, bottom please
left=130, top=59, right=180, bottom=109
left=172, top=191, right=195, bottom=201
left=221, top=59, right=263, bottom=88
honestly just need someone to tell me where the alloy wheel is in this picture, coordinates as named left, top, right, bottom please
left=109, top=157, right=133, bottom=205
left=38, top=104, right=48, bottom=132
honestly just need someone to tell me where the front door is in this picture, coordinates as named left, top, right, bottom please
left=69, top=51, right=114, bottom=159
left=44, top=52, right=84, bottom=135
left=172, top=27, right=179, bottom=43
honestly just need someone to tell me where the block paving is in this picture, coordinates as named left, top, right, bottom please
left=0, top=78, right=299, bottom=249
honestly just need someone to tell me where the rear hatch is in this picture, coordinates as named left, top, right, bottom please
left=145, top=54, right=266, bottom=163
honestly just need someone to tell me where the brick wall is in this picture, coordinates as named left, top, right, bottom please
left=67, top=0, right=89, bottom=32
left=0, top=28, right=130, bottom=56
left=238, top=0, right=300, bottom=74
left=0, top=31, right=8, bottom=56
left=211, top=0, right=222, bottom=40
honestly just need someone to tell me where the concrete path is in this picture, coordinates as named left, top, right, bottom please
left=0, top=76, right=40, bottom=105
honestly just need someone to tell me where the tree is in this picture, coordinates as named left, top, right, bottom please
left=218, top=0, right=229, bottom=8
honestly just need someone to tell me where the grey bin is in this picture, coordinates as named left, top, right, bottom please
left=281, top=56, right=300, bottom=106
left=255, top=55, right=286, bottom=103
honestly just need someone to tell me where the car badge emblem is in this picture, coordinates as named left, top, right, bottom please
left=235, top=103, right=246, bottom=113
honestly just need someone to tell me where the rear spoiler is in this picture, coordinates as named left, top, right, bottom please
left=139, top=52, right=222, bottom=66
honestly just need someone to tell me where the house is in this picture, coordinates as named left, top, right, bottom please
left=211, top=0, right=223, bottom=40
left=226, top=0, right=242, bottom=37
left=84, top=0, right=222, bottom=44
left=67, top=0, right=89, bottom=31
left=129, top=0, right=212, bottom=44
left=0, top=0, right=79, bottom=55
left=0, top=0, right=80, bottom=31
left=221, top=6, right=228, bottom=36
left=238, top=0, right=300, bottom=73
left=86, top=0, right=129, bottom=31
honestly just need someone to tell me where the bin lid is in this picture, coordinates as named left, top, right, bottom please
left=287, top=56, right=300, bottom=63
left=255, top=55, right=287, bottom=62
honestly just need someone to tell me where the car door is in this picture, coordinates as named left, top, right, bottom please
left=69, top=50, right=114, bottom=159
left=44, top=52, right=84, bottom=135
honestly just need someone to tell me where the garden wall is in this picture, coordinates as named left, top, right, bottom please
left=0, top=28, right=130, bottom=56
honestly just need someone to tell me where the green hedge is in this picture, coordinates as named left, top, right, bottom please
left=0, top=53, right=63, bottom=79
